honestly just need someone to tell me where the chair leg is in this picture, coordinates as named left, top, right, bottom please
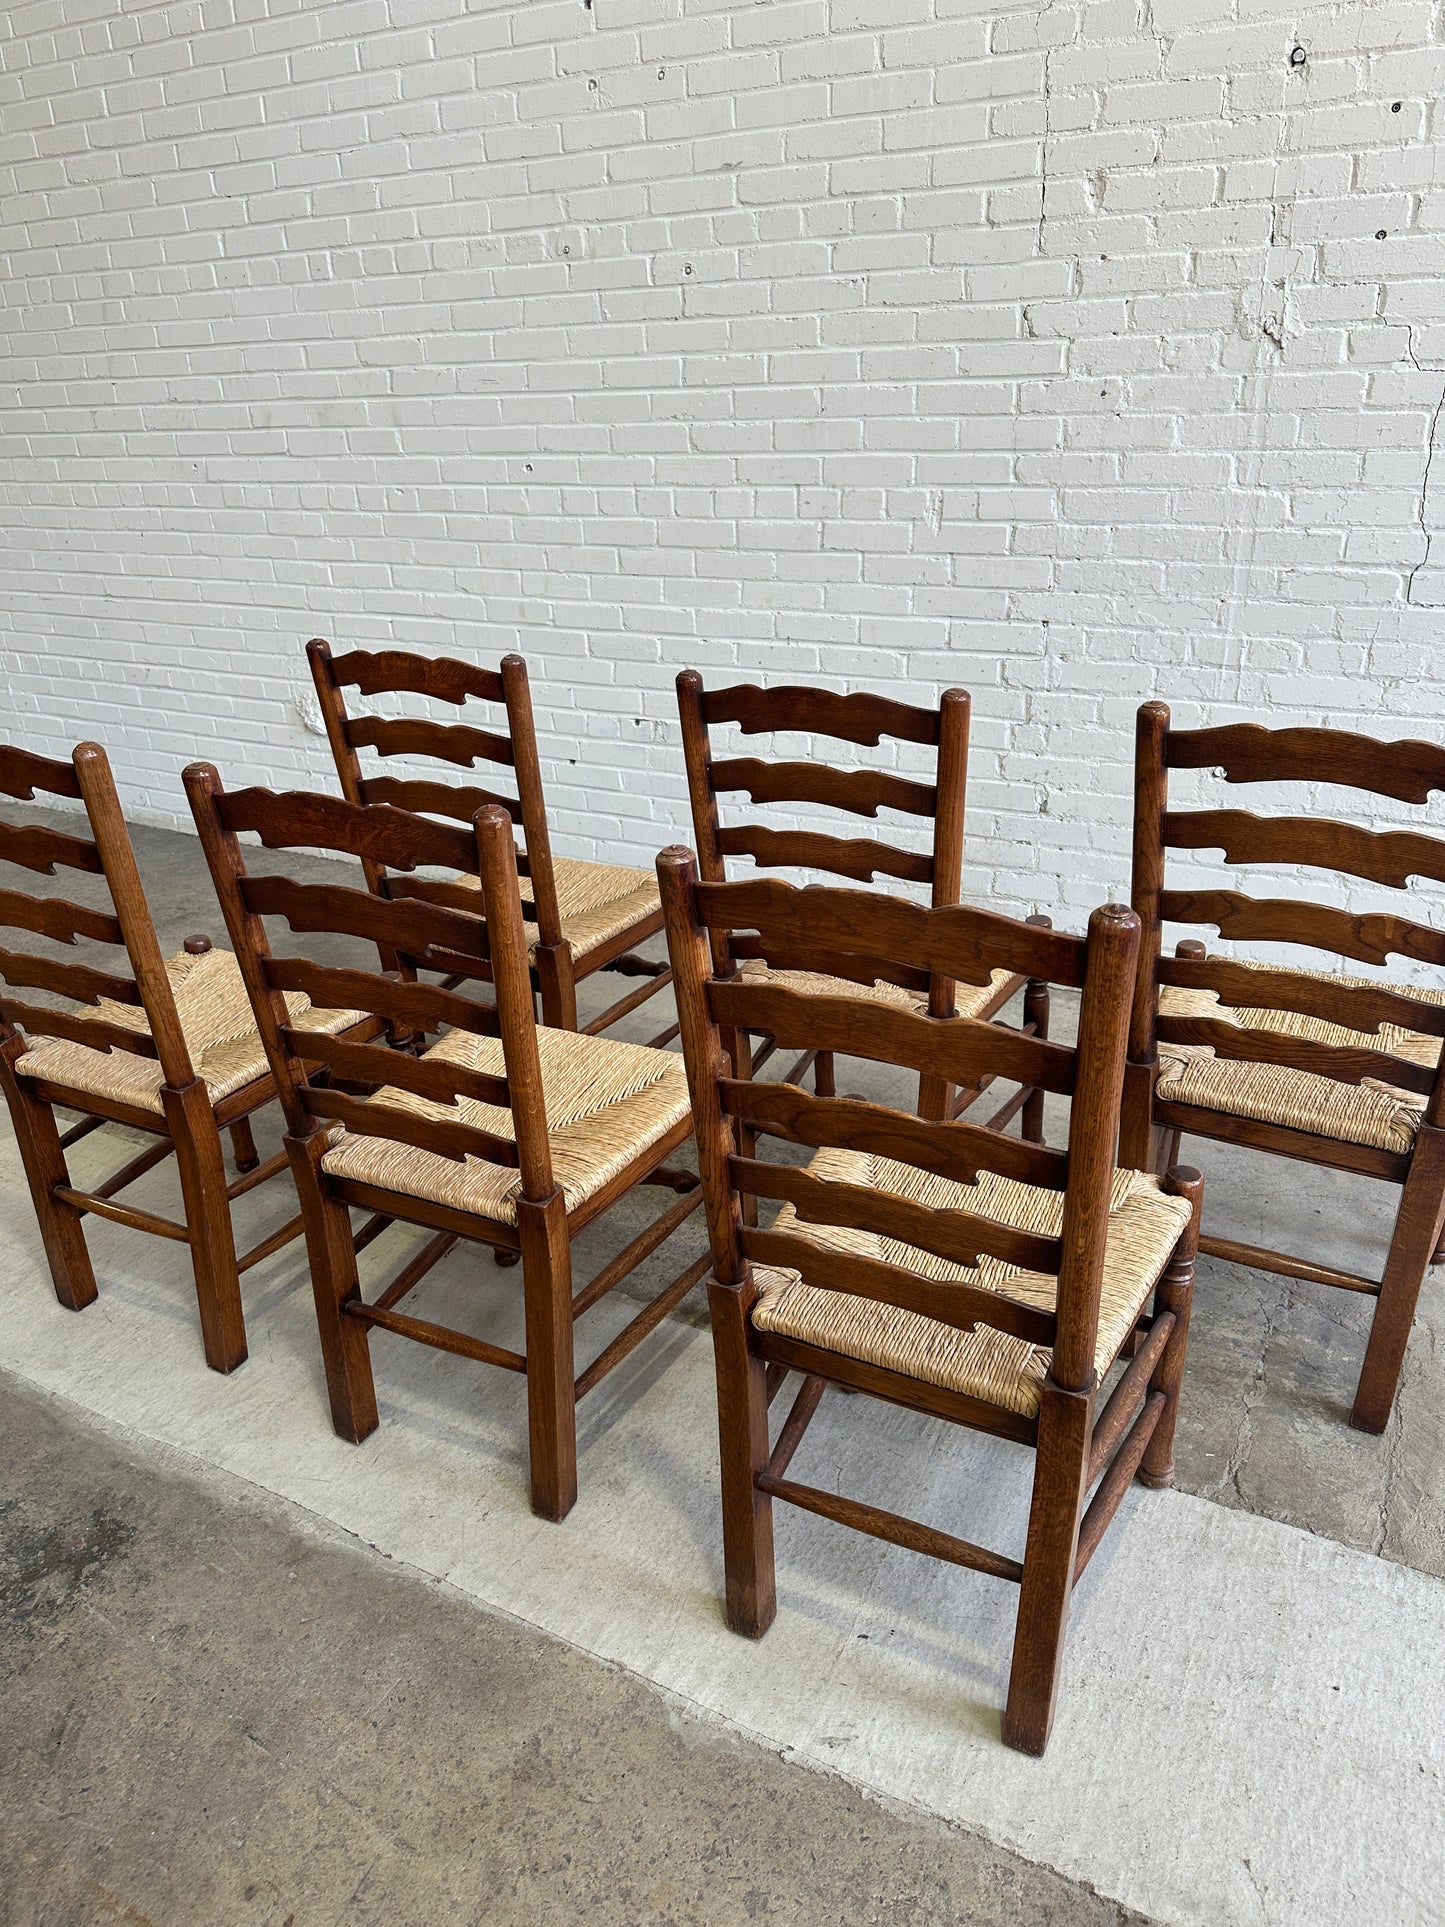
left=0, top=1056, right=98, bottom=1312
left=533, top=943, right=580, bottom=1031
left=164, top=1080, right=247, bottom=1374
left=518, top=1189, right=577, bottom=1522
left=1139, top=1167, right=1203, bottom=1488
left=228, top=1114, right=260, bottom=1173
left=1003, top=1379, right=1092, bottom=1756
left=813, top=1050, right=836, bottom=1098
left=286, top=1132, right=379, bottom=1441
left=1352, top=1124, right=1445, bottom=1434
left=708, top=1275, right=776, bottom=1639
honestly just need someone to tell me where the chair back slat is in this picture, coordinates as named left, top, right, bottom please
left=740, top=1225, right=1058, bottom=1347
left=278, top=1026, right=510, bottom=1109
left=699, top=681, right=941, bottom=748
left=0, top=817, right=105, bottom=877
left=710, top=757, right=937, bottom=820
left=660, top=848, right=1141, bottom=1386
left=0, top=887, right=122, bottom=948
left=696, top=877, right=1084, bottom=989
left=707, top=975, right=1076, bottom=1097
left=1166, top=721, right=1445, bottom=805
left=1129, top=701, right=1445, bottom=1139
left=0, top=997, right=159, bottom=1060
left=1164, top=809, right=1445, bottom=890
left=719, top=1078, right=1070, bottom=1192
left=0, top=948, right=143, bottom=1009
left=1158, top=888, right=1445, bottom=972
left=358, top=775, right=522, bottom=824
left=217, top=787, right=476, bottom=876
left=297, top=1084, right=520, bottom=1167
left=261, top=956, right=502, bottom=1039
left=346, top=714, right=515, bottom=769
left=1153, top=1013, right=1436, bottom=1098
left=328, top=645, right=506, bottom=707
left=731, top=1155, right=1063, bottom=1275
left=726, top=933, right=931, bottom=995
left=240, top=874, right=492, bottom=980
left=0, top=744, right=83, bottom=802
left=1157, top=953, right=1445, bottom=1040
left=716, top=825, right=933, bottom=887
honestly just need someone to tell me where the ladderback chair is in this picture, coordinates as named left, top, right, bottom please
left=307, top=639, right=671, bottom=1037
left=1124, top=702, right=1445, bottom=1434
left=185, top=769, right=706, bottom=1521
left=658, top=852, right=1202, bottom=1756
left=675, top=670, right=1049, bottom=1125
left=0, top=740, right=367, bottom=1372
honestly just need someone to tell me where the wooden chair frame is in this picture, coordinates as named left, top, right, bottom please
left=676, top=669, right=1049, bottom=1126
left=184, top=767, right=706, bottom=1521
left=308, top=638, right=672, bottom=1038
left=1123, top=702, right=1445, bottom=1434
left=0, top=741, right=351, bottom=1372
left=659, top=850, right=1203, bottom=1755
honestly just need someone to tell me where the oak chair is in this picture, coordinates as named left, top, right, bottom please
left=675, top=670, right=1049, bottom=1125
left=0, top=740, right=367, bottom=1372
left=1123, top=703, right=1445, bottom=1434
left=658, top=850, right=1203, bottom=1756
left=185, top=768, right=707, bottom=1520
left=308, top=639, right=671, bottom=1037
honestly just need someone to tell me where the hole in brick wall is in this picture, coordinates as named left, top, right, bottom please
left=1289, top=44, right=1307, bottom=67
left=1377, top=229, right=1388, bottom=240
left=1393, top=101, right=1404, bottom=112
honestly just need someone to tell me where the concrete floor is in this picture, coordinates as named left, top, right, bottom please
left=1, top=804, right=1443, bottom=1923
left=0, top=1375, right=1133, bottom=1927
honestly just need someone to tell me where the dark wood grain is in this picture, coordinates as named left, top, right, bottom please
left=0, top=744, right=83, bottom=801
left=346, top=713, right=515, bottom=769
left=240, top=873, right=490, bottom=972
left=716, top=824, right=934, bottom=886
left=1155, top=1012, right=1436, bottom=1095
left=299, top=1084, right=520, bottom=1168
left=698, top=680, right=941, bottom=747
left=0, top=888, right=122, bottom=948
left=0, top=817, right=104, bottom=877
left=0, top=948, right=142, bottom=1008
left=328, top=645, right=505, bottom=707
left=709, top=757, right=936, bottom=820
left=262, top=956, right=503, bottom=1037
left=1157, top=952, right=1445, bottom=1039
left=1159, top=888, right=1445, bottom=970
left=217, top=787, right=477, bottom=876
left=695, top=876, right=1085, bottom=988
left=719, top=1079, right=1069, bottom=1190
left=740, top=1224, right=1058, bottom=1346
left=708, top=978, right=1078, bottom=1097
left=277, top=1026, right=510, bottom=1109
left=358, top=774, right=522, bottom=823
left=0, top=997, right=158, bottom=1058
left=1164, top=807, right=1445, bottom=888
left=1166, top=720, right=1445, bottom=803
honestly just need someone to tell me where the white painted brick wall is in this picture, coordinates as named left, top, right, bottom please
left=2, top=0, right=1443, bottom=964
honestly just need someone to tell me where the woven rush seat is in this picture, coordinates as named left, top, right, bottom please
left=452, top=856, right=661, bottom=962
left=322, top=1025, right=692, bottom=1224
left=15, top=947, right=359, bottom=1114
left=1156, top=961, right=1445, bottom=1156
left=750, top=1148, right=1192, bottom=1419
left=738, top=957, right=1015, bottom=1016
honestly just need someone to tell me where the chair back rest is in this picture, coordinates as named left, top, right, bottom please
left=0, top=741, right=196, bottom=1089
left=183, top=769, right=555, bottom=1198
left=1131, top=703, right=1445, bottom=1128
left=658, top=851, right=1140, bottom=1391
left=307, top=640, right=565, bottom=949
